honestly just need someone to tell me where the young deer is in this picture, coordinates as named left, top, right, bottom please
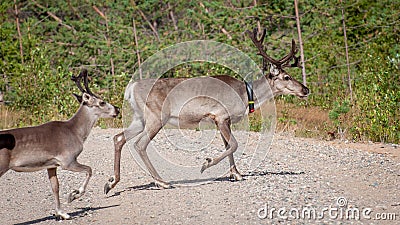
left=104, top=28, right=309, bottom=193
left=0, top=70, right=119, bottom=220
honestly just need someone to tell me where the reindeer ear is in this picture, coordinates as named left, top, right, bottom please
left=82, top=93, right=94, bottom=105
left=72, top=93, right=83, bottom=103
left=269, top=63, right=280, bottom=76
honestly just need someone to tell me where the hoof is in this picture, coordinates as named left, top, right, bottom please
left=54, top=211, right=71, bottom=220
left=200, top=157, right=213, bottom=173
left=67, top=190, right=80, bottom=203
left=104, top=176, right=115, bottom=195
left=230, top=172, right=243, bottom=181
left=104, top=183, right=112, bottom=195
left=154, top=180, right=173, bottom=189
left=230, top=166, right=243, bottom=181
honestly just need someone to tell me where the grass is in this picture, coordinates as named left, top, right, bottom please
left=0, top=105, right=23, bottom=130
left=274, top=99, right=335, bottom=140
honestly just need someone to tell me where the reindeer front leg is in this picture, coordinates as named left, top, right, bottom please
left=105, top=118, right=145, bottom=194
left=104, top=132, right=126, bottom=194
left=62, top=161, right=92, bottom=203
left=201, top=118, right=239, bottom=175
left=47, top=168, right=70, bottom=220
left=220, top=133, right=243, bottom=181
left=135, top=128, right=172, bottom=189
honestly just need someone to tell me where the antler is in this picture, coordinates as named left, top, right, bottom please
left=246, top=28, right=280, bottom=65
left=246, top=28, right=301, bottom=68
left=278, top=39, right=297, bottom=65
left=71, top=69, right=87, bottom=93
left=71, top=69, right=99, bottom=98
left=282, top=55, right=302, bottom=68
left=82, top=71, right=99, bottom=98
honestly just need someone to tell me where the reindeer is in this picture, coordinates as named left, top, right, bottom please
left=0, top=70, right=119, bottom=220
left=104, top=28, right=309, bottom=193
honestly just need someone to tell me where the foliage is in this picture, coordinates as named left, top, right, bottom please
left=328, top=99, right=350, bottom=139
left=353, top=53, right=400, bottom=142
left=328, top=100, right=350, bottom=127
left=0, top=0, right=399, bottom=143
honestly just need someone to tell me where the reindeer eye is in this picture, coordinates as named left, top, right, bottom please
left=284, top=76, right=291, bottom=81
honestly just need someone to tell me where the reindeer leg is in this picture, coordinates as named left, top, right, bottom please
left=201, top=118, right=239, bottom=174
left=228, top=155, right=243, bottom=181
left=220, top=133, right=243, bottom=181
left=0, top=167, right=8, bottom=177
left=104, top=119, right=144, bottom=194
left=104, top=132, right=126, bottom=194
left=135, top=125, right=171, bottom=189
left=0, top=150, right=10, bottom=177
left=62, top=161, right=92, bottom=203
left=47, top=168, right=70, bottom=220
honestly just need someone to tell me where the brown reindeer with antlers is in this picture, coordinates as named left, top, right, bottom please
left=0, top=70, right=119, bottom=220
left=104, top=28, right=309, bottom=193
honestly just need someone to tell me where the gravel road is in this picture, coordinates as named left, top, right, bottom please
left=1, top=128, right=399, bottom=224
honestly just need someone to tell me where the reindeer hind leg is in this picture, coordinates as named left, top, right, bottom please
left=0, top=148, right=11, bottom=177
left=47, top=168, right=70, bottom=220
left=0, top=134, right=13, bottom=177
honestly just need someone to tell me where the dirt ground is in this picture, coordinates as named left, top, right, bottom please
left=0, top=128, right=399, bottom=225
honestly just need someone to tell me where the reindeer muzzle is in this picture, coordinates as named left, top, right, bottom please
left=113, top=106, right=120, bottom=118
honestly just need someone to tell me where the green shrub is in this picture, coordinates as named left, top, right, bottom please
left=329, top=100, right=350, bottom=127
left=353, top=53, right=399, bottom=143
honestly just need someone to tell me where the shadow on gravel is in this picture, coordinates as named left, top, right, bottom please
left=107, top=183, right=157, bottom=197
left=244, top=170, right=305, bottom=177
left=108, top=170, right=304, bottom=196
left=14, top=204, right=119, bottom=225
left=108, top=177, right=233, bottom=197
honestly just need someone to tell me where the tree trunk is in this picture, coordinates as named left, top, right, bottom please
left=340, top=0, right=353, bottom=102
left=294, top=0, right=307, bottom=85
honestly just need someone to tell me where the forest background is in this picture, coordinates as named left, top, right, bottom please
left=0, top=0, right=399, bottom=143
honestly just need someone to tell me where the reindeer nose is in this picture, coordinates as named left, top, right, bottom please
left=114, top=106, right=120, bottom=116
left=303, top=87, right=310, bottom=95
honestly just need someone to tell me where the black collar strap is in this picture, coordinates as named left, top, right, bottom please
left=245, top=81, right=255, bottom=113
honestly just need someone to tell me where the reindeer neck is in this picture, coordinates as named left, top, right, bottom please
left=67, top=104, right=98, bottom=142
left=251, top=75, right=277, bottom=110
